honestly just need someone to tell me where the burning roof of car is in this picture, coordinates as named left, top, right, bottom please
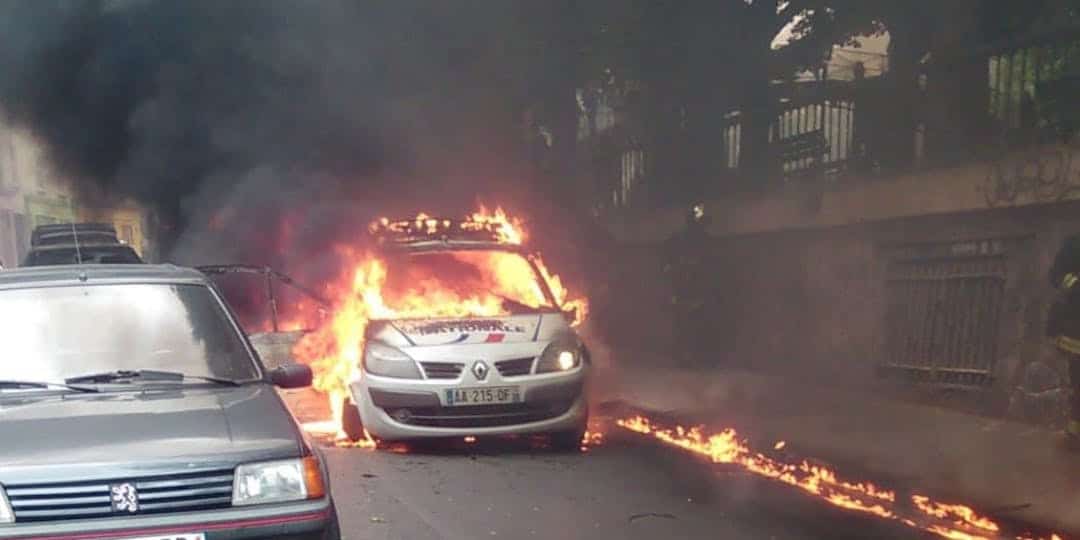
left=368, top=208, right=526, bottom=248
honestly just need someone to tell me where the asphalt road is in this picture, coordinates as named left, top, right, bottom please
left=317, top=425, right=930, bottom=540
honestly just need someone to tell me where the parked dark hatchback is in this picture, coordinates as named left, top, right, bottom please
left=21, top=223, right=145, bottom=267
left=0, top=265, right=340, bottom=540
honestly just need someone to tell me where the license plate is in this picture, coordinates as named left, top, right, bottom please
left=445, top=386, right=520, bottom=406
left=123, top=535, right=205, bottom=540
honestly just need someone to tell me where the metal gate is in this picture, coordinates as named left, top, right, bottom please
left=880, top=240, right=1008, bottom=387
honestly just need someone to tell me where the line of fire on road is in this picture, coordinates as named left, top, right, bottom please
left=301, top=411, right=1061, bottom=538
left=613, top=415, right=1062, bottom=540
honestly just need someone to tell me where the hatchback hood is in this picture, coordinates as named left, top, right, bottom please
left=0, top=384, right=301, bottom=484
left=389, top=314, right=544, bottom=346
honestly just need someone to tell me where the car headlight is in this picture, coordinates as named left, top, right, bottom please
left=232, top=456, right=325, bottom=506
left=0, top=486, right=12, bottom=524
left=536, top=339, right=583, bottom=373
left=363, top=342, right=422, bottom=379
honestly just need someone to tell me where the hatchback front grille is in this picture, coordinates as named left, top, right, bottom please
left=6, top=469, right=234, bottom=523
left=495, top=357, right=534, bottom=377
left=420, top=362, right=465, bottom=379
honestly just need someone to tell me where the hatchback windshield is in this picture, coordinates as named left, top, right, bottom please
left=0, top=283, right=258, bottom=384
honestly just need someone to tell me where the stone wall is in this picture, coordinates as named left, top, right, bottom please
left=605, top=193, right=1080, bottom=420
left=600, top=139, right=1080, bottom=418
left=609, top=141, right=1080, bottom=244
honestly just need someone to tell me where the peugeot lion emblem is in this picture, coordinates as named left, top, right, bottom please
left=110, top=483, right=139, bottom=514
left=472, top=360, right=489, bottom=380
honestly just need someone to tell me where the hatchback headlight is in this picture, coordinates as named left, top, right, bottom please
left=536, top=339, right=583, bottom=373
left=0, top=486, right=13, bottom=524
left=363, top=342, right=422, bottom=379
left=232, top=456, right=325, bottom=506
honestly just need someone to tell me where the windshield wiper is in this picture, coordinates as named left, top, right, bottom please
left=0, top=379, right=100, bottom=393
left=64, top=369, right=242, bottom=387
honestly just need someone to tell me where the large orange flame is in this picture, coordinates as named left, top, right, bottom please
left=616, top=415, right=1061, bottom=540
left=291, top=207, right=587, bottom=438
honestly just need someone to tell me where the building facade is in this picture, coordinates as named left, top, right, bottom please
left=588, top=27, right=1080, bottom=424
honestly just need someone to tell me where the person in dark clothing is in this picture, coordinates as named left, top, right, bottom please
left=1047, top=233, right=1080, bottom=447
left=663, top=204, right=712, bottom=366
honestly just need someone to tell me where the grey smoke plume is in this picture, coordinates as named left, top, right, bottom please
left=0, top=0, right=542, bottom=265
left=0, top=0, right=600, bottom=329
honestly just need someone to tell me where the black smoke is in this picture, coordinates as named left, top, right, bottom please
left=0, top=1, right=548, bottom=261
left=0, top=0, right=596, bottom=330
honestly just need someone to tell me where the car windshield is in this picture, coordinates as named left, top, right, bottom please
left=0, top=283, right=258, bottom=384
left=382, top=249, right=558, bottom=316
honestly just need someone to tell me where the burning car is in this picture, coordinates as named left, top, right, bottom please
left=333, top=213, right=590, bottom=448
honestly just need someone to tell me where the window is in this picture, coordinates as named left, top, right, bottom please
left=615, top=148, right=646, bottom=208
left=880, top=241, right=1008, bottom=387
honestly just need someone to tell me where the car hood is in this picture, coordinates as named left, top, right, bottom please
left=388, top=314, right=545, bottom=346
left=0, top=384, right=302, bottom=484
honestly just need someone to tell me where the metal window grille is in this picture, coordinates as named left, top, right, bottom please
left=880, top=246, right=1007, bottom=387
left=614, top=148, right=646, bottom=208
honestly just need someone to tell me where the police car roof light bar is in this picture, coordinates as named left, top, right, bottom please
left=369, top=216, right=514, bottom=245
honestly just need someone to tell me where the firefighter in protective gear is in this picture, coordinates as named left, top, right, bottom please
left=1047, top=233, right=1080, bottom=447
left=663, top=204, right=711, bottom=366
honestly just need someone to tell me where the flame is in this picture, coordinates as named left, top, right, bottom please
left=292, top=207, right=588, bottom=438
left=466, top=206, right=526, bottom=245
left=912, top=496, right=1000, bottom=534
left=580, top=430, right=605, bottom=452
left=533, top=256, right=589, bottom=326
left=371, top=206, right=527, bottom=245
left=615, top=415, right=1061, bottom=540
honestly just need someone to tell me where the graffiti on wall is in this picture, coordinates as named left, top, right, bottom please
left=981, top=142, right=1080, bottom=207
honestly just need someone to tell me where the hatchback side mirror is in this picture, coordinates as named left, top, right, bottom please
left=270, top=363, right=313, bottom=389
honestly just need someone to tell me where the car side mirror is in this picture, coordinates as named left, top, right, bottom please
left=563, top=306, right=579, bottom=324
left=270, top=363, right=313, bottom=389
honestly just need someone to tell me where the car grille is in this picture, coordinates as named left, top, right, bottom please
left=495, top=357, right=534, bottom=377
left=420, top=362, right=465, bottom=380
left=5, top=469, right=234, bottom=523
left=387, top=401, right=574, bottom=428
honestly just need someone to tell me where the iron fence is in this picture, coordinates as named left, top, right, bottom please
left=774, top=99, right=857, bottom=176
left=721, top=98, right=858, bottom=178
left=591, top=29, right=1080, bottom=209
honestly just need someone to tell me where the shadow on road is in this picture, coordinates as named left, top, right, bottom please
left=379, top=434, right=583, bottom=456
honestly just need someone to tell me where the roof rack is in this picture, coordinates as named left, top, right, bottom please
left=31, top=223, right=119, bottom=247
left=369, top=216, right=520, bottom=245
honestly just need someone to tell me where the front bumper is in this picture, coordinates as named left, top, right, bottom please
left=0, top=498, right=335, bottom=540
left=350, top=370, right=588, bottom=440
